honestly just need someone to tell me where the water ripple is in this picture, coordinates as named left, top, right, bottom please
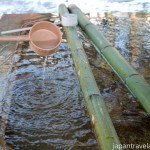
left=5, top=42, right=96, bottom=149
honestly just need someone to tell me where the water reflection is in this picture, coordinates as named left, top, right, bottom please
left=4, top=42, right=97, bottom=149
left=90, top=11, right=150, bottom=72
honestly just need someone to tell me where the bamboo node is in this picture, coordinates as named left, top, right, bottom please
left=87, top=93, right=101, bottom=100
left=101, top=45, right=114, bottom=53
left=84, top=22, right=93, bottom=30
left=124, top=73, right=141, bottom=84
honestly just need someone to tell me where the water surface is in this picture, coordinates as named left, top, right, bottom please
left=0, top=1, right=149, bottom=150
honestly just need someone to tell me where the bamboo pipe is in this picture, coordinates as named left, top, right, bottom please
left=68, top=4, right=150, bottom=114
left=59, top=4, right=121, bottom=150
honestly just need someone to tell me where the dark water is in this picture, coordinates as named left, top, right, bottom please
left=4, top=12, right=150, bottom=149
left=4, top=42, right=97, bottom=149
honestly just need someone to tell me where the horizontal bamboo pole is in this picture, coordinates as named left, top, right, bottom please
left=68, top=4, right=150, bottom=114
left=1, top=27, right=31, bottom=35
left=59, top=4, right=121, bottom=150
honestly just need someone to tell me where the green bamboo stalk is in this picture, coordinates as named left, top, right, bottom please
left=68, top=4, right=150, bottom=114
left=59, top=4, right=121, bottom=150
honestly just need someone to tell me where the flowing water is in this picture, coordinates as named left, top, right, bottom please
left=5, top=43, right=96, bottom=150
left=0, top=0, right=150, bottom=150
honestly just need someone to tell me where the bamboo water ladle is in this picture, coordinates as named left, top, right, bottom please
left=0, top=21, right=62, bottom=56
